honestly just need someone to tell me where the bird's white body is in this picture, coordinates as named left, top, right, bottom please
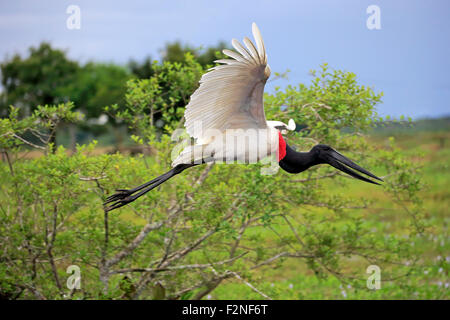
left=172, top=126, right=280, bottom=166
left=172, top=23, right=295, bottom=167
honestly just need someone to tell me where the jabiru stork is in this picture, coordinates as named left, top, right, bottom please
left=104, top=23, right=382, bottom=212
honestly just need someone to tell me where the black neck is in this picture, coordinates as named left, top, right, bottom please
left=279, top=144, right=318, bottom=174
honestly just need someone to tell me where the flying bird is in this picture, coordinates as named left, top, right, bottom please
left=104, top=23, right=382, bottom=212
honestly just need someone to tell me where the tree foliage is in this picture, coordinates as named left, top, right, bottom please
left=0, top=43, right=78, bottom=117
left=108, top=53, right=204, bottom=138
left=161, top=41, right=228, bottom=68
left=0, top=43, right=131, bottom=121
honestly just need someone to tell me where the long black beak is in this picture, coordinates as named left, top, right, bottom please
left=326, top=150, right=383, bottom=185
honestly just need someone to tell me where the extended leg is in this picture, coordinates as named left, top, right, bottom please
left=104, top=163, right=198, bottom=212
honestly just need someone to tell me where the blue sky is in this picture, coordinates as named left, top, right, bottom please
left=0, top=0, right=449, bottom=119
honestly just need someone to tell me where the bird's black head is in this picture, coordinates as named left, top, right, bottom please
left=310, top=144, right=334, bottom=163
left=279, top=143, right=383, bottom=185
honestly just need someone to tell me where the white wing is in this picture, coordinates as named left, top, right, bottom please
left=184, top=23, right=271, bottom=143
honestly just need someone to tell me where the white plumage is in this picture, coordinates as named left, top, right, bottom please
left=173, top=23, right=294, bottom=167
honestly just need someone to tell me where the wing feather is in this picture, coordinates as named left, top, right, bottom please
left=232, top=39, right=257, bottom=64
left=184, top=23, right=270, bottom=142
left=222, top=49, right=248, bottom=63
left=252, top=23, right=267, bottom=63
left=243, top=37, right=261, bottom=63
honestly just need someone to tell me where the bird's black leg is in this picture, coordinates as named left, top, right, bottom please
left=105, top=172, right=170, bottom=204
left=104, top=163, right=198, bottom=212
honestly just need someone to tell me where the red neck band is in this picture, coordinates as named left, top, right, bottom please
left=278, top=131, right=287, bottom=162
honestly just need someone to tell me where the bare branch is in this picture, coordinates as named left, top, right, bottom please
left=79, top=175, right=107, bottom=181
left=105, top=219, right=167, bottom=268
left=227, top=271, right=272, bottom=300
left=46, top=203, right=63, bottom=293
left=110, top=252, right=248, bottom=274
left=13, top=134, right=46, bottom=150
left=251, top=251, right=317, bottom=270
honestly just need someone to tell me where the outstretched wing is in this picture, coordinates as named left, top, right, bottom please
left=184, top=23, right=271, bottom=143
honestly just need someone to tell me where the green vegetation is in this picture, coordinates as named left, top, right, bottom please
left=215, top=130, right=449, bottom=299
left=0, top=42, right=228, bottom=150
left=0, top=43, right=448, bottom=300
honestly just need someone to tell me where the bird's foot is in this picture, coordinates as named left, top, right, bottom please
left=104, top=189, right=136, bottom=211
left=105, top=188, right=132, bottom=202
